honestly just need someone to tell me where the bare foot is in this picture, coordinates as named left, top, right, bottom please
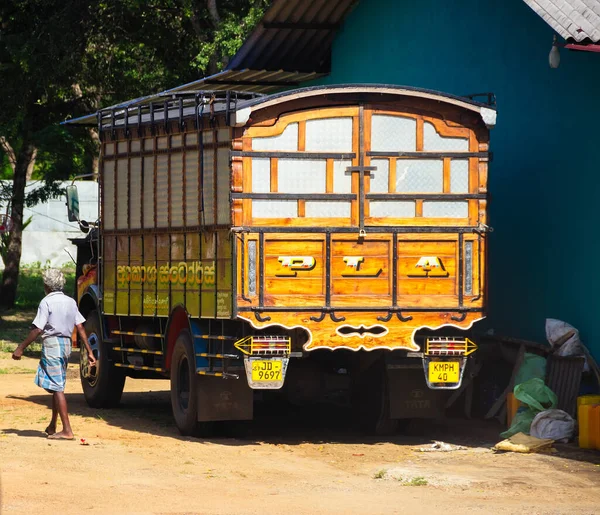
left=47, top=431, right=74, bottom=440
left=45, top=424, right=56, bottom=436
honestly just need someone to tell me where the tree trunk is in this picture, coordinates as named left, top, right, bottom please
left=0, top=140, right=37, bottom=309
left=206, top=0, right=221, bottom=27
left=25, top=147, right=37, bottom=180
left=206, top=0, right=222, bottom=74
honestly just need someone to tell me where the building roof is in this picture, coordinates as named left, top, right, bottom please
left=228, top=0, right=359, bottom=73
left=523, top=0, right=600, bottom=43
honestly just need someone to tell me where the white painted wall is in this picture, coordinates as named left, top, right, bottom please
left=0, top=181, right=99, bottom=268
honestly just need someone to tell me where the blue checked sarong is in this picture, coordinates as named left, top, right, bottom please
left=34, top=336, right=72, bottom=392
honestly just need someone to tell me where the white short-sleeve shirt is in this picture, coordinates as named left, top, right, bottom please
left=32, top=291, right=86, bottom=339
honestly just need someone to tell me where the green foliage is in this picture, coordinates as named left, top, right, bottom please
left=0, top=0, right=268, bottom=185
left=12, top=262, right=76, bottom=309
left=194, top=1, right=269, bottom=72
left=0, top=0, right=266, bottom=307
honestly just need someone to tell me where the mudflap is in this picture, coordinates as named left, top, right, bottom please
left=385, top=356, right=449, bottom=419
left=196, top=375, right=253, bottom=422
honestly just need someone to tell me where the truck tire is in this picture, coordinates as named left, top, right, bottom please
left=80, top=310, right=126, bottom=408
left=170, top=330, right=213, bottom=436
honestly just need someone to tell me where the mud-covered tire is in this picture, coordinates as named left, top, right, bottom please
left=80, top=310, right=126, bottom=408
left=170, top=331, right=213, bottom=436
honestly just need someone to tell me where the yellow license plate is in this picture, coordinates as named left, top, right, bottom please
left=428, top=362, right=460, bottom=383
left=251, top=360, right=282, bottom=381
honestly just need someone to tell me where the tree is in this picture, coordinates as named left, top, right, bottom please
left=0, top=0, right=267, bottom=308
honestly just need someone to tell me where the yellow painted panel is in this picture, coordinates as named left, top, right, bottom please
left=201, top=291, right=216, bottom=318
left=103, top=291, right=115, bottom=315
left=129, top=292, right=142, bottom=316
left=171, top=290, right=185, bottom=309
left=115, top=290, right=129, bottom=315
left=216, top=291, right=232, bottom=318
left=156, top=290, right=170, bottom=317
left=186, top=293, right=200, bottom=318
left=142, top=289, right=157, bottom=317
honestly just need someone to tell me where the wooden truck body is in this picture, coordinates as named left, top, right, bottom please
left=69, top=85, right=496, bottom=434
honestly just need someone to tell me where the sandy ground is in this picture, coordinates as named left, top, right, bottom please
left=1, top=352, right=600, bottom=515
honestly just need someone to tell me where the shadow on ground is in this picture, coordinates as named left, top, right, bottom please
left=1, top=429, right=47, bottom=438
left=4, top=386, right=600, bottom=466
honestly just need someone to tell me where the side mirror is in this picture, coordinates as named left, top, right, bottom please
left=66, top=185, right=80, bottom=222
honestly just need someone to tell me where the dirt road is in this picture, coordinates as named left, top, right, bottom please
left=1, top=353, right=599, bottom=514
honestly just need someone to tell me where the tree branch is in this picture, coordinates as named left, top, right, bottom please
left=0, top=137, right=16, bottom=173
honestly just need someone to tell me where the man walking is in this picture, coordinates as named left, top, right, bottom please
left=12, top=268, right=97, bottom=440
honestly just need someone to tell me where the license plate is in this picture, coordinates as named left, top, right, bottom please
left=428, top=362, right=459, bottom=383
left=251, top=360, right=282, bottom=381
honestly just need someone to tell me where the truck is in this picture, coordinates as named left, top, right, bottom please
left=65, top=84, right=496, bottom=435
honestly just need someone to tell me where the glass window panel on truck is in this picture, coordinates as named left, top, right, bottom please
left=64, top=85, right=496, bottom=436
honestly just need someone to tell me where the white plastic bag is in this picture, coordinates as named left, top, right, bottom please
left=545, top=319, right=583, bottom=357
left=530, top=409, right=575, bottom=442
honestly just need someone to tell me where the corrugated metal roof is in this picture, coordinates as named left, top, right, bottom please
left=228, top=0, right=359, bottom=72
left=163, top=69, right=324, bottom=95
left=523, top=0, right=600, bottom=43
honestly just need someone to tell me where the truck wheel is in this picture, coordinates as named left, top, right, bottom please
left=170, top=331, right=213, bottom=436
left=80, top=310, right=126, bottom=408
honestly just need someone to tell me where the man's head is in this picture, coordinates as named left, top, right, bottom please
left=42, top=268, right=66, bottom=293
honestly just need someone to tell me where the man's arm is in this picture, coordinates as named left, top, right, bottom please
left=12, top=327, right=43, bottom=360
left=76, top=323, right=97, bottom=367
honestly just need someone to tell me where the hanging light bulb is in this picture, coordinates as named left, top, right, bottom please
left=549, top=34, right=560, bottom=68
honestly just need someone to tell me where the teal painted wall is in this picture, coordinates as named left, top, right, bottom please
left=311, top=0, right=600, bottom=358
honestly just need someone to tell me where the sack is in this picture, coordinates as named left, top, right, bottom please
left=545, top=319, right=583, bottom=357
left=514, top=378, right=558, bottom=412
left=514, top=353, right=546, bottom=385
left=500, top=378, right=558, bottom=438
left=530, top=409, right=575, bottom=442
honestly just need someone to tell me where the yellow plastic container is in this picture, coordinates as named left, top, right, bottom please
left=577, top=395, right=600, bottom=449
left=591, top=406, right=600, bottom=450
left=577, top=394, right=600, bottom=408
left=507, top=392, right=522, bottom=428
